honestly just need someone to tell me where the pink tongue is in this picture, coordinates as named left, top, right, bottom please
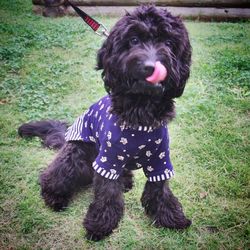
left=146, top=61, right=167, bottom=84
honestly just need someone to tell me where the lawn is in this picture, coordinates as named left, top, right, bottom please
left=0, top=1, right=249, bottom=249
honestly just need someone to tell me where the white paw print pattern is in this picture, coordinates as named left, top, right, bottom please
left=84, top=121, right=88, bottom=128
left=106, top=141, right=112, bottom=147
left=110, top=169, right=117, bottom=174
left=89, top=136, right=96, bottom=142
left=100, top=156, right=107, bottom=163
left=107, top=131, right=112, bottom=140
left=147, top=166, right=154, bottom=172
left=120, top=137, right=128, bottom=145
left=146, top=151, right=152, bottom=157
left=90, top=123, right=94, bottom=130
left=100, top=104, right=104, bottom=110
left=155, top=139, right=162, bottom=144
left=117, top=155, right=124, bottom=161
left=138, top=145, right=146, bottom=150
left=164, top=169, right=171, bottom=174
left=159, top=152, right=166, bottom=159
left=136, top=163, right=142, bottom=168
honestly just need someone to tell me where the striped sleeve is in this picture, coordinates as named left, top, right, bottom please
left=148, top=170, right=174, bottom=182
left=65, top=115, right=84, bottom=141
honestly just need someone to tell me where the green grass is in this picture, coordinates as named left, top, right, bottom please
left=0, top=1, right=249, bottom=249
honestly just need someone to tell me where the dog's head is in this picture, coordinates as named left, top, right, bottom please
left=97, top=5, right=191, bottom=99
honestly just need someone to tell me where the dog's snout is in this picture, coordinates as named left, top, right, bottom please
left=143, top=61, right=155, bottom=77
left=144, top=65, right=155, bottom=77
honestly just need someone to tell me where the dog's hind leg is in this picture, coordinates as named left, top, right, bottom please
left=40, top=141, right=96, bottom=211
left=83, top=175, right=124, bottom=241
left=141, top=180, right=191, bottom=230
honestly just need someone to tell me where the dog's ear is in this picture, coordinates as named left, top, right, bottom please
left=96, top=37, right=116, bottom=93
left=160, top=9, right=192, bottom=98
left=96, top=39, right=108, bottom=70
left=174, top=39, right=191, bottom=97
left=96, top=36, right=115, bottom=71
left=168, top=16, right=192, bottom=98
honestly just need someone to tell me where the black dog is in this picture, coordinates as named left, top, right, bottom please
left=18, top=5, right=192, bottom=241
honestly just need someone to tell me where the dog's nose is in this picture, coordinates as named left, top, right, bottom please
left=143, top=61, right=155, bottom=77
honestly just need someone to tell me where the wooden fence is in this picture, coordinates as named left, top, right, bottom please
left=32, top=0, right=250, bottom=20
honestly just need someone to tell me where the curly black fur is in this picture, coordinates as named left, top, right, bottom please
left=18, top=120, right=67, bottom=150
left=141, top=180, right=191, bottom=229
left=120, top=169, right=134, bottom=192
left=40, top=141, right=96, bottom=211
left=18, top=5, right=192, bottom=241
left=97, top=5, right=191, bottom=128
left=84, top=174, right=124, bottom=241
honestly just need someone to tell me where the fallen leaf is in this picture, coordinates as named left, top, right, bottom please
left=199, top=191, right=208, bottom=199
left=0, top=99, right=8, bottom=104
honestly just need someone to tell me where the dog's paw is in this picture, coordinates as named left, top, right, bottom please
left=83, top=201, right=123, bottom=241
left=41, top=189, right=69, bottom=211
left=153, top=213, right=192, bottom=230
left=83, top=212, right=115, bottom=241
left=85, top=230, right=112, bottom=241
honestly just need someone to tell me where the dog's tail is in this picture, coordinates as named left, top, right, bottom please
left=18, top=120, right=68, bottom=150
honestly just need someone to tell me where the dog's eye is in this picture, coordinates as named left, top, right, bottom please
left=165, top=40, right=172, bottom=47
left=129, top=36, right=140, bottom=46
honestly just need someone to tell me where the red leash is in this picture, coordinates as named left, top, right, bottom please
left=66, top=0, right=109, bottom=37
left=48, top=0, right=110, bottom=37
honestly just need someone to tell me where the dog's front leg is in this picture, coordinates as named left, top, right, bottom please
left=141, top=180, right=191, bottom=229
left=84, top=174, right=124, bottom=241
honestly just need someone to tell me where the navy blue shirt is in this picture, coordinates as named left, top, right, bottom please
left=65, top=95, right=174, bottom=182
